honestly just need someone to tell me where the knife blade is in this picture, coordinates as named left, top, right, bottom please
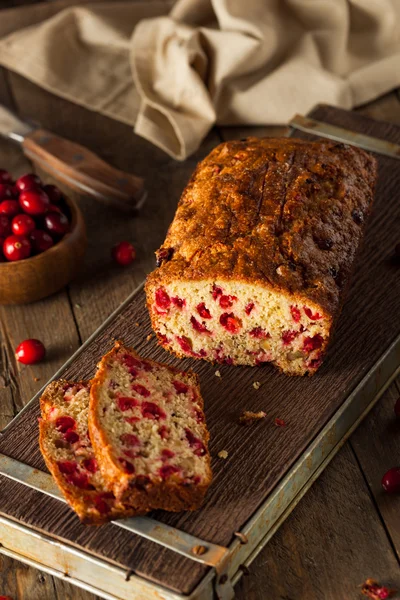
left=290, top=113, right=400, bottom=159
left=0, top=104, right=146, bottom=212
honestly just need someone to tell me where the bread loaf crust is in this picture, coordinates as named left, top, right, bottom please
left=145, top=138, right=377, bottom=374
left=147, top=138, right=377, bottom=319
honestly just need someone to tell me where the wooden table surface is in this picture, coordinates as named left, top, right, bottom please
left=1, top=3, right=400, bottom=599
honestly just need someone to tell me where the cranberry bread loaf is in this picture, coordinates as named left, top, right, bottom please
left=89, top=342, right=212, bottom=511
left=39, top=380, right=141, bottom=524
left=145, top=138, right=377, bottom=375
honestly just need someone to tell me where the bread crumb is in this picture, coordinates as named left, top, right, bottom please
left=135, top=322, right=140, bottom=327
left=33, top=377, right=41, bottom=382
left=218, top=450, right=228, bottom=459
left=239, top=410, right=266, bottom=425
left=146, top=334, right=153, bottom=341
left=215, top=370, right=221, bottom=378
left=75, top=303, right=82, bottom=309
left=252, top=381, right=261, bottom=390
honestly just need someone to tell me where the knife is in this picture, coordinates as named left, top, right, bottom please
left=290, top=113, right=400, bottom=159
left=0, top=104, right=146, bottom=212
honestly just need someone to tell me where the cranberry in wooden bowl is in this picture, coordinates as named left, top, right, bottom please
left=0, top=173, right=86, bottom=304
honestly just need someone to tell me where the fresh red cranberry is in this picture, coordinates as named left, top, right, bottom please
left=112, top=241, right=136, bottom=266
left=132, top=383, right=150, bottom=397
left=125, top=416, right=140, bottom=424
left=245, top=302, right=255, bottom=315
left=3, top=235, right=31, bottom=261
left=282, top=330, right=298, bottom=345
left=29, top=229, right=54, bottom=254
left=83, top=458, right=98, bottom=473
left=47, top=203, right=62, bottom=214
left=171, top=296, right=185, bottom=308
left=57, top=460, right=78, bottom=475
left=15, top=173, right=41, bottom=192
left=382, top=467, right=400, bottom=493
left=11, top=214, right=35, bottom=236
left=161, top=449, right=175, bottom=460
left=160, top=464, right=180, bottom=479
left=304, top=307, right=323, bottom=320
left=94, top=496, right=110, bottom=514
left=67, top=472, right=95, bottom=490
left=303, top=334, right=324, bottom=352
left=212, top=284, right=223, bottom=300
left=0, top=184, right=12, bottom=200
left=197, top=302, right=211, bottom=319
left=43, top=184, right=62, bottom=203
left=394, top=397, right=400, bottom=418
left=219, top=294, right=237, bottom=309
left=0, top=169, right=12, bottom=184
left=155, top=287, right=171, bottom=309
left=220, top=312, right=242, bottom=333
left=15, top=338, right=46, bottom=364
left=55, top=416, right=76, bottom=432
left=120, top=433, right=140, bottom=446
left=19, top=189, right=50, bottom=215
left=118, top=458, right=135, bottom=474
left=173, top=380, right=189, bottom=394
left=0, top=199, right=21, bottom=217
left=249, top=327, right=269, bottom=339
left=117, top=396, right=138, bottom=411
left=0, top=215, right=11, bottom=237
left=159, top=425, right=169, bottom=439
left=190, top=316, right=211, bottom=334
left=176, top=335, right=193, bottom=353
left=185, top=428, right=206, bottom=456
left=64, top=430, right=80, bottom=444
left=44, top=211, right=69, bottom=237
left=290, top=305, right=301, bottom=322
left=142, top=401, right=166, bottom=420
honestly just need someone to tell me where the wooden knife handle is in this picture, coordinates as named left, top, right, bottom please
left=22, top=129, right=146, bottom=212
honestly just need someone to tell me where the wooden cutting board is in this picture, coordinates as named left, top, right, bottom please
left=0, top=105, right=400, bottom=598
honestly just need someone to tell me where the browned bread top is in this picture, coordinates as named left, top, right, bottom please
left=149, top=138, right=377, bottom=318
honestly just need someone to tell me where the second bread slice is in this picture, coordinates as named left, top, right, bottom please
left=89, top=342, right=212, bottom=512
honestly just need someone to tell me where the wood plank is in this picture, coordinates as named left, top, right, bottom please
left=350, top=378, right=400, bottom=561
left=236, top=442, right=400, bottom=600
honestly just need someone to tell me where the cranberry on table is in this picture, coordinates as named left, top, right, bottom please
left=0, top=199, right=21, bottom=217
left=0, top=215, right=11, bottom=237
left=3, top=235, right=31, bottom=261
left=19, top=189, right=50, bottom=215
left=43, top=184, right=62, bottom=204
left=44, top=212, right=69, bottom=237
left=15, top=172, right=41, bottom=192
left=15, top=338, right=46, bottom=365
left=0, top=183, right=12, bottom=200
left=30, top=229, right=54, bottom=254
left=11, top=214, right=35, bottom=236
left=47, top=203, right=62, bottom=214
left=0, top=169, right=12, bottom=184
left=381, top=467, right=400, bottom=494
left=112, top=241, right=136, bottom=266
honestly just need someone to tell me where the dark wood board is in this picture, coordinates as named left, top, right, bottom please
left=1, top=104, right=400, bottom=596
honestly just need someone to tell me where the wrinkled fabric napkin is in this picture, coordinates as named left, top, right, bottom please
left=1, top=0, right=400, bottom=160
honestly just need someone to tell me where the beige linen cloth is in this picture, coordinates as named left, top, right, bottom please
left=0, top=0, right=400, bottom=160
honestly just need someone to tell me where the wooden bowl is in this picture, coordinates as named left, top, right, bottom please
left=0, top=196, right=87, bottom=304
